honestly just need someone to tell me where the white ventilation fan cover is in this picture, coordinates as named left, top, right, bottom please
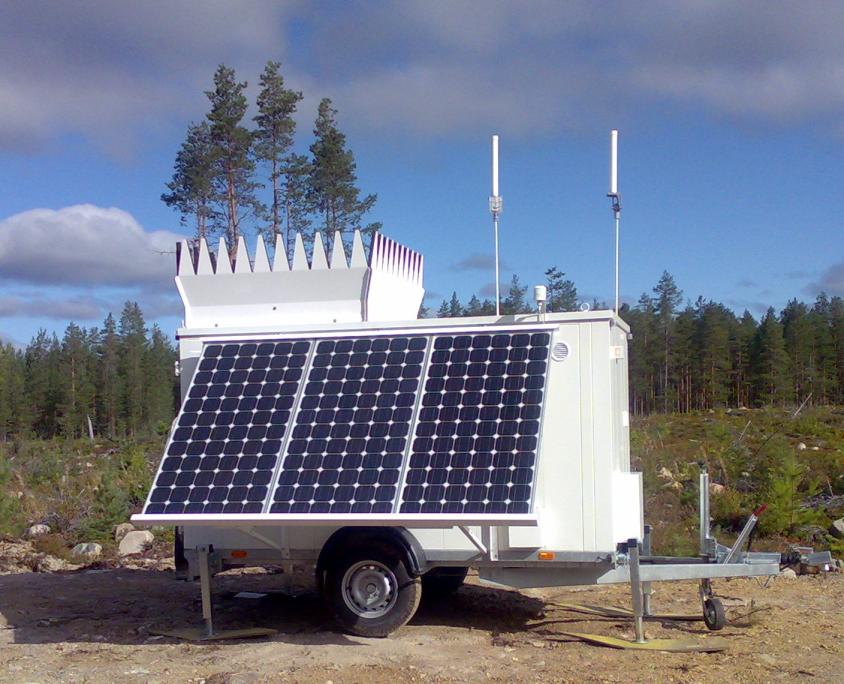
left=551, top=342, right=569, bottom=361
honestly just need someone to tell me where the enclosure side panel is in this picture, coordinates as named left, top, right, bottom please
left=183, top=525, right=332, bottom=554
left=182, top=524, right=481, bottom=558
left=611, top=471, right=643, bottom=543
left=577, top=322, right=598, bottom=550
left=586, top=321, right=617, bottom=552
left=610, top=321, right=631, bottom=472
left=411, top=527, right=478, bottom=552
left=532, top=323, right=586, bottom=551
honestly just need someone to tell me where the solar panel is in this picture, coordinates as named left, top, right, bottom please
left=268, top=336, right=427, bottom=514
left=399, top=332, right=549, bottom=515
left=144, top=340, right=310, bottom=515
left=141, top=327, right=552, bottom=520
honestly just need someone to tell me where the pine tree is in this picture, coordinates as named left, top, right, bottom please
left=674, top=304, right=696, bottom=412
left=308, top=99, right=378, bottom=252
left=782, top=299, right=815, bottom=405
left=751, top=307, right=792, bottom=406
left=437, top=292, right=464, bottom=318
left=810, top=293, right=837, bottom=404
left=57, top=322, right=96, bottom=438
left=144, top=325, right=178, bottom=430
left=830, top=296, right=844, bottom=404
left=501, top=275, right=532, bottom=315
left=732, top=310, right=757, bottom=408
left=205, top=64, right=263, bottom=256
left=253, top=61, right=303, bottom=246
left=118, top=302, right=148, bottom=437
left=695, top=300, right=734, bottom=409
left=466, top=295, right=496, bottom=316
left=161, top=121, right=215, bottom=239
left=623, top=293, right=659, bottom=414
left=279, top=153, right=313, bottom=257
left=96, top=313, right=121, bottom=437
left=652, top=272, right=684, bottom=413
left=24, top=331, right=62, bottom=438
left=545, top=267, right=578, bottom=312
left=0, top=343, right=26, bottom=439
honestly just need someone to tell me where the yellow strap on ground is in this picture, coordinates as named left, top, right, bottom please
left=150, top=627, right=278, bottom=641
left=553, top=603, right=701, bottom=621
left=557, top=631, right=730, bottom=653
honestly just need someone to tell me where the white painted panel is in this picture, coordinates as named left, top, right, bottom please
left=535, top=324, right=585, bottom=550
left=611, top=471, right=643, bottom=544
left=577, top=322, right=597, bottom=550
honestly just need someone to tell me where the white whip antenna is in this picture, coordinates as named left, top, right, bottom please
left=489, top=135, right=503, bottom=315
left=607, top=130, right=622, bottom=314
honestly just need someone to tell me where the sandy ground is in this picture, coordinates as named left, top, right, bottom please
left=0, top=548, right=842, bottom=684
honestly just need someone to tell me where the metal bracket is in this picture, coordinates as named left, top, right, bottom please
left=197, top=545, right=216, bottom=637
left=627, top=538, right=646, bottom=643
left=459, top=526, right=488, bottom=556
left=238, top=527, right=285, bottom=554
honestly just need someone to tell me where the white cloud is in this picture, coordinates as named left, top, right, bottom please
left=0, top=1, right=302, bottom=154
left=0, top=294, right=104, bottom=320
left=303, top=1, right=844, bottom=136
left=5, top=2, right=844, bottom=149
left=0, top=205, right=183, bottom=289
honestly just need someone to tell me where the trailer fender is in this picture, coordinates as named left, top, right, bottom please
left=317, top=527, right=429, bottom=580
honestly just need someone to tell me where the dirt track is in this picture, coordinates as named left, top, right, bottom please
left=1, top=553, right=842, bottom=684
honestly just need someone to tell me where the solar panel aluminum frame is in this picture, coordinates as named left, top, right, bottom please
left=135, top=322, right=557, bottom=528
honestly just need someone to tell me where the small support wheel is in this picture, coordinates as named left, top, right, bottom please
left=703, top=597, right=726, bottom=631
left=326, top=546, right=421, bottom=638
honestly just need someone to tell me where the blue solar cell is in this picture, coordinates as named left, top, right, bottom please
left=399, top=331, right=549, bottom=515
left=143, top=340, right=311, bottom=515
left=269, top=335, right=428, bottom=515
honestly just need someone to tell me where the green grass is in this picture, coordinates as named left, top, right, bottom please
left=2, top=406, right=844, bottom=559
left=0, top=437, right=165, bottom=544
left=633, top=406, right=844, bottom=556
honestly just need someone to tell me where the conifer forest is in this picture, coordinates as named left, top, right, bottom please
left=1, top=270, right=843, bottom=441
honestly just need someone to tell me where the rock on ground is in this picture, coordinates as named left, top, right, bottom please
left=114, top=522, right=135, bottom=541
left=118, top=530, right=154, bottom=557
left=71, top=543, right=103, bottom=559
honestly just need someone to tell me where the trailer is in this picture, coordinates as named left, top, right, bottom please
left=133, top=231, right=813, bottom=643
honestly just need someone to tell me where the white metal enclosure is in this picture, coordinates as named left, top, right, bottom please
left=134, top=231, right=642, bottom=565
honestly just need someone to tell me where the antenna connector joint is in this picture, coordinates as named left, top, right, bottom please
left=607, top=192, right=621, bottom=219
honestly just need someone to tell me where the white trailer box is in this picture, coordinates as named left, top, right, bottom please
left=134, top=231, right=779, bottom=639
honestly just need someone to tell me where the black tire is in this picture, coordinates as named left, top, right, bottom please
left=421, top=566, right=468, bottom=599
left=703, top=597, right=726, bottom=631
left=326, top=545, right=422, bottom=637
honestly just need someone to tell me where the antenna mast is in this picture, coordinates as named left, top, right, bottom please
left=489, top=135, right=503, bottom=315
left=607, top=130, right=622, bottom=314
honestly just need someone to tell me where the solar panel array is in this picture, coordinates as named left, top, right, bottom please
left=143, top=328, right=552, bottom=519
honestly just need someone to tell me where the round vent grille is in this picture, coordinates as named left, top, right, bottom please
left=551, top=342, right=569, bottom=362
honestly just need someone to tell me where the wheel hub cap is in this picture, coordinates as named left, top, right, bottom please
left=342, top=561, right=398, bottom=618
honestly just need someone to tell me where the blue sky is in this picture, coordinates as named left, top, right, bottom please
left=1, top=1, right=843, bottom=346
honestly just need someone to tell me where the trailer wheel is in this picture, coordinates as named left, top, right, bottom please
left=326, top=547, right=421, bottom=637
left=703, top=597, right=726, bottom=631
left=421, top=567, right=468, bottom=599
